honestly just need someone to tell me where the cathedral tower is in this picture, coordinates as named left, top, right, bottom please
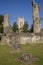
left=18, top=17, right=24, bottom=32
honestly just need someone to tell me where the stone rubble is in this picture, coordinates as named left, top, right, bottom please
left=18, top=53, right=39, bottom=63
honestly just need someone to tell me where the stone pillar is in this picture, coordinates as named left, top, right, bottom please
left=3, top=13, right=10, bottom=33
left=32, top=0, right=41, bottom=33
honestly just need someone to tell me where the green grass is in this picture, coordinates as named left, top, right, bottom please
left=0, top=43, right=43, bottom=65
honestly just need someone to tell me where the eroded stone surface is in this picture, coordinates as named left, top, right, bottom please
left=18, top=53, right=39, bottom=63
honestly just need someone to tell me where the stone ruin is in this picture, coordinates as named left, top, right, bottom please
left=17, top=52, right=39, bottom=64
left=0, top=0, right=43, bottom=46
left=32, top=0, right=41, bottom=33
left=0, top=14, right=21, bottom=52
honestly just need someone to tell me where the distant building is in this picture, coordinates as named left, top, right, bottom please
left=18, top=17, right=24, bottom=32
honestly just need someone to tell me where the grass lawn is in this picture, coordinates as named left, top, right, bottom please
left=0, top=43, right=43, bottom=65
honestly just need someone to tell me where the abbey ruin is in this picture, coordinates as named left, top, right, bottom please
left=0, top=0, right=43, bottom=45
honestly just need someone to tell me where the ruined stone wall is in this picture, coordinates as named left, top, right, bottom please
left=0, top=34, right=6, bottom=45
left=18, top=33, right=43, bottom=44
left=0, top=0, right=42, bottom=45
left=0, top=33, right=43, bottom=45
left=7, top=33, right=43, bottom=44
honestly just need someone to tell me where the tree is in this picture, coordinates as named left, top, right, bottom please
left=0, top=15, right=4, bottom=25
left=12, top=22, right=18, bottom=32
left=0, top=15, right=4, bottom=33
left=22, top=21, right=29, bottom=33
left=0, top=25, right=3, bottom=33
left=29, top=24, right=33, bottom=33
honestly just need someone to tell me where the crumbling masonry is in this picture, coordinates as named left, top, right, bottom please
left=0, top=0, right=43, bottom=45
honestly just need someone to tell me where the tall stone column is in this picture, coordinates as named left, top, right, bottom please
left=32, top=0, right=41, bottom=33
left=3, top=13, right=10, bottom=33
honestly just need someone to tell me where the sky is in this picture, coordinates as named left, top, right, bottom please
left=0, top=0, right=43, bottom=28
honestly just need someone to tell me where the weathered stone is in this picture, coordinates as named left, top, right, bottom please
left=32, top=0, right=41, bottom=33
left=0, top=0, right=43, bottom=45
left=18, top=17, right=24, bottom=32
left=3, top=13, right=10, bottom=33
left=18, top=53, right=39, bottom=63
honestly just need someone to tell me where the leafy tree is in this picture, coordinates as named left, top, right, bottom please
left=0, top=25, right=3, bottom=33
left=0, top=15, right=4, bottom=33
left=12, top=22, right=18, bottom=32
left=29, top=24, right=33, bottom=33
left=22, top=21, right=29, bottom=33
left=41, top=28, right=43, bottom=32
left=0, top=15, right=4, bottom=25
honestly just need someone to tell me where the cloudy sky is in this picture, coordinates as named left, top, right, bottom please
left=0, top=0, right=43, bottom=28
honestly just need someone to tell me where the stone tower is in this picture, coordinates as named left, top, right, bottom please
left=18, top=17, right=24, bottom=32
left=3, top=13, right=10, bottom=33
left=32, top=0, right=41, bottom=33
